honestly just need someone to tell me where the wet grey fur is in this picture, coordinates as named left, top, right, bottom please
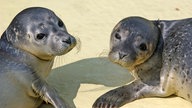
left=0, top=7, right=76, bottom=108
left=93, top=17, right=192, bottom=107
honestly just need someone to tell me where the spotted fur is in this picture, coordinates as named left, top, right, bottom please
left=93, top=17, right=192, bottom=108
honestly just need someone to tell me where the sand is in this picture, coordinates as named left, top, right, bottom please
left=0, top=0, right=192, bottom=108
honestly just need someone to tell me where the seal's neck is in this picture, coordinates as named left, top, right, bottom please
left=157, top=18, right=192, bottom=39
left=134, top=28, right=164, bottom=86
left=0, top=33, right=54, bottom=78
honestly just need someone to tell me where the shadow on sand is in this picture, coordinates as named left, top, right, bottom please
left=47, top=57, right=134, bottom=108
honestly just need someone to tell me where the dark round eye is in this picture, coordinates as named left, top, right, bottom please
left=36, top=33, right=46, bottom=40
left=58, top=20, right=64, bottom=27
left=115, top=33, right=121, bottom=40
left=139, top=43, right=147, bottom=51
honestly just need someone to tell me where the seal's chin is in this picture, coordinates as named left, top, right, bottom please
left=31, top=46, right=75, bottom=61
left=53, top=43, right=76, bottom=56
left=116, top=60, right=135, bottom=71
left=55, top=48, right=72, bottom=56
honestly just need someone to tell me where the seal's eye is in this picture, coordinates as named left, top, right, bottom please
left=58, top=20, right=64, bottom=27
left=36, top=33, right=46, bottom=40
left=139, top=43, right=147, bottom=51
left=115, top=33, right=121, bottom=40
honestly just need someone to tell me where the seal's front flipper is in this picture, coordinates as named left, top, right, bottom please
left=93, top=79, right=172, bottom=108
left=32, top=79, right=70, bottom=108
left=93, top=80, right=146, bottom=108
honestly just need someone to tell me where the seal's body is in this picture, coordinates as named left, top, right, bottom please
left=0, top=7, right=76, bottom=108
left=93, top=17, right=192, bottom=108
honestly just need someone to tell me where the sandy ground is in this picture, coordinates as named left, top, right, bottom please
left=1, top=0, right=192, bottom=108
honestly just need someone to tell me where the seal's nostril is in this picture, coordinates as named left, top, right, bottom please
left=62, top=37, right=71, bottom=44
left=119, top=52, right=127, bottom=59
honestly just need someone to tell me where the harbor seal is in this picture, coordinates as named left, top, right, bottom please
left=0, top=7, right=76, bottom=108
left=93, top=16, right=192, bottom=108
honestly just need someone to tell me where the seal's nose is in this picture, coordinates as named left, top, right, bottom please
left=58, top=31, right=76, bottom=46
left=62, top=37, right=71, bottom=44
left=119, top=52, right=127, bottom=59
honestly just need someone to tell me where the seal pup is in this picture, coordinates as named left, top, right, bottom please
left=93, top=16, right=192, bottom=107
left=0, top=7, right=76, bottom=108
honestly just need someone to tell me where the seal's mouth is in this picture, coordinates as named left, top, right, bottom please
left=108, top=52, right=136, bottom=71
left=108, top=58, right=135, bottom=72
left=55, top=45, right=75, bottom=56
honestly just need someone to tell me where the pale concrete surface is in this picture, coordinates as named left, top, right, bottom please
left=0, top=0, right=192, bottom=108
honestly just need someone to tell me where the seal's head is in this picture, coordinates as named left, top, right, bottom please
left=5, top=7, right=76, bottom=60
left=109, top=17, right=160, bottom=71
